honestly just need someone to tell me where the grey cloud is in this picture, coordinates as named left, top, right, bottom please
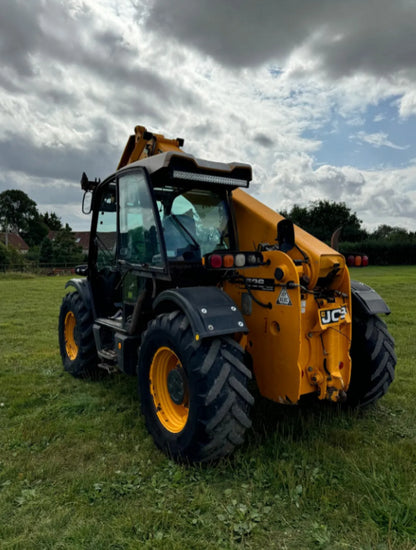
left=0, top=175, right=81, bottom=210
left=0, top=0, right=43, bottom=76
left=254, top=133, right=275, bottom=148
left=145, top=0, right=312, bottom=68
left=0, top=0, right=191, bottom=108
left=0, top=131, right=117, bottom=184
left=144, top=0, right=416, bottom=79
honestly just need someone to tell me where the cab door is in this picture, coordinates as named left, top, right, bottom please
left=90, top=178, right=120, bottom=318
left=117, top=169, right=167, bottom=330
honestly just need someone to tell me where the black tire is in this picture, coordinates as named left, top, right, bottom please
left=347, top=312, right=396, bottom=407
left=138, top=310, right=254, bottom=463
left=58, top=291, right=98, bottom=378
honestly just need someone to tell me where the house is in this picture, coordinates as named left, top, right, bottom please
left=47, top=231, right=90, bottom=257
left=0, top=232, right=29, bottom=253
left=73, top=232, right=90, bottom=256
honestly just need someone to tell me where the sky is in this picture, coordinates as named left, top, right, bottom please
left=1, top=0, right=416, bottom=232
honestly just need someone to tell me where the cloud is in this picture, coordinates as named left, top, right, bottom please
left=252, top=153, right=416, bottom=230
left=145, top=0, right=416, bottom=80
left=0, top=131, right=118, bottom=181
left=354, top=131, right=410, bottom=150
left=0, top=0, right=414, bottom=233
left=399, top=91, right=416, bottom=119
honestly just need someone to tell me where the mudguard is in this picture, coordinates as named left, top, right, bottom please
left=351, top=280, right=391, bottom=316
left=65, top=278, right=94, bottom=314
left=153, top=286, right=248, bottom=340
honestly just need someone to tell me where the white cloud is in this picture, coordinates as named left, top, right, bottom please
left=399, top=91, right=416, bottom=119
left=0, top=0, right=415, bottom=233
left=354, top=131, right=409, bottom=150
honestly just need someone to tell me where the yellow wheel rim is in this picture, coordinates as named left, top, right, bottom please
left=149, top=347, right=189, bottom=433
left=64, top=311, right=78, bottom=361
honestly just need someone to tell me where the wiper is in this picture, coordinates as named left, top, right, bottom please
left=171, top=214, right=200, bottom=249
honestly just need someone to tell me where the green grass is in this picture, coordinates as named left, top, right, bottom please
left=0, top=267, right=415, bottom=549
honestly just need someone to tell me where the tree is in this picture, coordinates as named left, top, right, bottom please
left=0, top=189, right=68, bottom=249
left=0, top=190, right=38, bottom=234
left=39, top=236, right=54, bottom=265
left=0, top=242, right=9, bottom=270
left=51, top=224, right=83, bottom=266
left=370, top=224, right=415, bottom=242
left=281, top=200, right=367, bottom=243
left=22, top=217, right=49, bottom=248
left=41, top=212, right=63, bottom=231
left=0, top=241, right=25, bottom=270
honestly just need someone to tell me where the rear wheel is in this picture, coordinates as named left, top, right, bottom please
left=347, top=312, right=396, bottom=407
left=138, top=311, right=254, bottom=463
left=58, top=291, right=98, bottom=378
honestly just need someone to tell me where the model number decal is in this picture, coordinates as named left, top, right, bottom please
left=320, top=306, right=348, bottom=325
left=245, top=278, right=275, bottom=291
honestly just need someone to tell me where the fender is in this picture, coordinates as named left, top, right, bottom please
left=153, top=286, right=248, bottom=340
left=65, top=278, right=95, bottom=316
left=351, top=280, right=391, bottom=316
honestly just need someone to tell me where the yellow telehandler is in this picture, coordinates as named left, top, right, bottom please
left=59, top=125, right=396, bottom=462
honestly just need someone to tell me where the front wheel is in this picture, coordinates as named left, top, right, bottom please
left=58, top=291, right=98, bottom=378
left=138, top=311, right=254, bottom=463
left=347, top=312, right=396, bottom=407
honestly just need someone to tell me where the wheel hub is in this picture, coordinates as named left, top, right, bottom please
left=167, top=367, right=187, bottom=405
left=149, top=346, right=189, bottom=433
left=64, top=311, right=78, bottom=360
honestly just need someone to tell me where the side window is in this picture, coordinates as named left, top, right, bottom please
left=96, top=182, right=117, bottom=270
left=118, top=171, right=163, bottom=266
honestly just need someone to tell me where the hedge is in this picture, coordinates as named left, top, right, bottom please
left=339, top=240, right=416, bottom=265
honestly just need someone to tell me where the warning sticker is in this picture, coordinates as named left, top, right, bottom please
left=277, top=288, right=292, bottom=306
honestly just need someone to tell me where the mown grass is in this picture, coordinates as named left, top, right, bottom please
left=0, top=267, right=415, bottom=549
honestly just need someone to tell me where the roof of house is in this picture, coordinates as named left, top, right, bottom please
left=0, top=232, right=29, bottom=251
left=47, top=230, right=90, bottom=251
left=73, top=231, right=90, bottom=251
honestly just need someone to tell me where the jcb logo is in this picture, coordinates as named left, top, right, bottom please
left=320, top=306, right=348, bottom=325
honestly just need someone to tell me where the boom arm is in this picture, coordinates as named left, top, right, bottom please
left=117, top=125, right=184, bottom=169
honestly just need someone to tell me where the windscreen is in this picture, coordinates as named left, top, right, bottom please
left=154, top=186, right=232, bottom=261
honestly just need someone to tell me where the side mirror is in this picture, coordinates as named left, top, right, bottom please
left=82, top=191, right=92, bottom=214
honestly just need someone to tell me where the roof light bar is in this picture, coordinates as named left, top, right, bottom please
left=172, top=170, right=249, bottom=188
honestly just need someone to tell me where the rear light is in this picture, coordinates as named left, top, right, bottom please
left=346, top=253, right=369, bottom=267
left=223, top=254, right=234, bottom=268
left=204, top=251, right=263, bottom=269
left=209, top=254, right=223, bottom=268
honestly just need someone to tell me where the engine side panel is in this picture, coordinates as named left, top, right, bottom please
left=227, top=189, right=352, bottom=403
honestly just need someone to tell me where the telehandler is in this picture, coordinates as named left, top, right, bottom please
left=59, top=125, right=396, bottom=462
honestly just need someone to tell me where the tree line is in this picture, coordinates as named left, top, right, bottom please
left=1, top=190, right=415, bottom=269
left=281, top=200, right=416, bottom=265
left=0, top=189, right=84, bottom=270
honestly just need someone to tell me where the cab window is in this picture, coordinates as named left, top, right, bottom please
left=118, top=171, right=164, bottom=267
left=95, top=182, right=117, bottom=270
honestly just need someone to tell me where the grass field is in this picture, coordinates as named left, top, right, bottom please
left=0, top=267, right=415, bottom=549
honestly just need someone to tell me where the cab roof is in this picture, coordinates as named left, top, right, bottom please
left=118, top=151, right=252, bottom=189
